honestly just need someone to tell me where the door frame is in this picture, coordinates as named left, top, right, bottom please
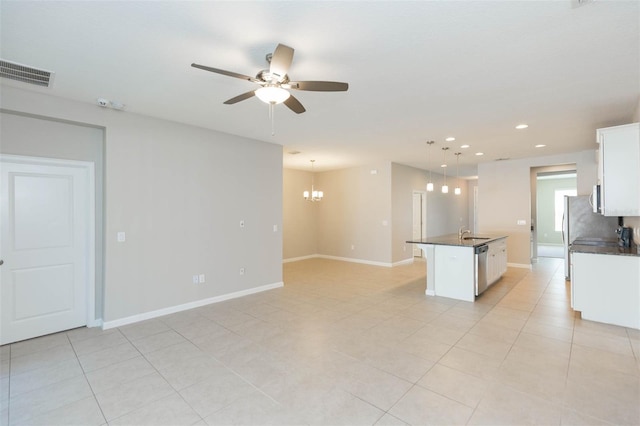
left=412, top=190, right=427, bottom=256
left=530, top=164, right=577, bottom=262
left=1, top=154, right=97, bottom=329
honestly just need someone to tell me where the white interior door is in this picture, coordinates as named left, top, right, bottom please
left=1, top=155, right=94, bottom=345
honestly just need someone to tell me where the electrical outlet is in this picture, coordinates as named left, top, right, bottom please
left=239, top=267, right=245, bottom=275
left=192, top=275, right=199, bottom=284
left=199, top=274, right=205, bottom=283
left=239, top=220, right=245, bottom=228
left=351, top=244, right=355, bottom=250
left=273, top=224, right=278, bottom=232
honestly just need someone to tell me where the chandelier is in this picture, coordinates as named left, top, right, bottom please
left=303, top=160, right=323, bottom=201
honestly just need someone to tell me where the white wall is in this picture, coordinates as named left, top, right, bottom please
left=478, top=150, right=597, bottom=266
left=391, top=163, right=468, bottom=263
left=282, top=168, right=317, bottom=261
left=1, top=85, right=283, bottom=324
left=316, top=162, right=392, bottom=264
left=282, top=161, right=470, bottom=266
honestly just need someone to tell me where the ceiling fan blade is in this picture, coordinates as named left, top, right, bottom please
left=224, top=90, right=256, bottom=105
left=284, top=94, right=306, bottom=114
left=269, top=44, right=294, bottom=81
left=191, top=63, right=258, bottom=82
left=288, top=81, right=349, bottom=92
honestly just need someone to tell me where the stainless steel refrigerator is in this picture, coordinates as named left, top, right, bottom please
left=563, top=195, right=619, bottom=279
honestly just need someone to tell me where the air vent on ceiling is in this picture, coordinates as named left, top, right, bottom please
left=0, top=59, right=54, bottom=87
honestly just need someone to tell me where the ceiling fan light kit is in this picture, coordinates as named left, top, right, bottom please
left=255, top=86, right=290, bottom=104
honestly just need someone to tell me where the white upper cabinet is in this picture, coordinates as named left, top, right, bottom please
left=597, top=123, right=640, bottom=216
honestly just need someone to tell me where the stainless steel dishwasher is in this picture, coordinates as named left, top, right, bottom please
left=474, top=244, right=489, bottom=296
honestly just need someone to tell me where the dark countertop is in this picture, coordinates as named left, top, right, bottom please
left=406, top=234, right=508, bottom=248
left=570, top=242, right=639, bottom=257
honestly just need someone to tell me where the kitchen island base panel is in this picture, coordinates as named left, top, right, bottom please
left=409, top=234, right=508, bottom=302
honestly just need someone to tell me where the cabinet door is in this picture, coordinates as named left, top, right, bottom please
left=572, top=252, right=640, bottom=329
left=499, top=246, right=507, bottom=275
left=434, top=245, right=475, bottom=302
left=598, top=123, right=640, bottom=216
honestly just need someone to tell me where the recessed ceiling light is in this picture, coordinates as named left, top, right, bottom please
left=515, top=124, right=529, bottom=130
left=460, top=144, right=470, bottom=149
left=475, top=152, right=484, bottom=156
left=445, top=137, right=456, bottom=142
left=535, top=144, right=546, bottom=148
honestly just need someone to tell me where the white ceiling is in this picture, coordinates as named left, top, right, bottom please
left=1, top=1, right=638, bottom=176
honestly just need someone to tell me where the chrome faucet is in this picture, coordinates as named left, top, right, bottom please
left=458, top=226, right=471, bottom=239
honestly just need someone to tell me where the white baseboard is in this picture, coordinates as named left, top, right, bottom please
left=102, top=281, right=284, bottom=330
left=284, top=254, right=415, bottom=268
left=317, top=254, right=392, bottom=268
left=282, top=254, right=317, bottom=263
left=508, top=262, right=533, bottom=270
left=392, top=258, right=415, bottom=267
left=87, top=318, right=103, bottom=328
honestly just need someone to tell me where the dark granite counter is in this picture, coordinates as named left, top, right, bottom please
left=406, top=234, right=508, bottom=248
left=570, top=242, right=639, bottom=257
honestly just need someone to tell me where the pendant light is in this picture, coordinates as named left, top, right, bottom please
left=454, top=152, right=462, bottom=195
left=303, top=160, right=323, bottom=201
left=426, top=140, right=435, bottom=192
left=441, top=147, right=449, bottom=194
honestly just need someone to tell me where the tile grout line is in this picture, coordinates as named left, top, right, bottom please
left=111, top=323, right=207, bottom=425
left=66, top=330, right=109, bottom=426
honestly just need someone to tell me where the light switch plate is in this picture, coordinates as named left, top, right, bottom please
left=517, top=220, right=527, bottom=226
left=117, top=231, right=126, bottom=242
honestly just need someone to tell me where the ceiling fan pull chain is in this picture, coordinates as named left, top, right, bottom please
left=270, top=102, right=276, bottom=136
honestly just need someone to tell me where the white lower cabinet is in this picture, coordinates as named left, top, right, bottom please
left=487, top=238, right=507, bottom=285
left=572, top=252, right=640, bottom=329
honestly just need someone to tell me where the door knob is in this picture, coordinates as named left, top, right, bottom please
left=0, top=260, right=3, bottom=266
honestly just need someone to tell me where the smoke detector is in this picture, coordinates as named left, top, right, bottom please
left=96, top=98, right=126, bottom=110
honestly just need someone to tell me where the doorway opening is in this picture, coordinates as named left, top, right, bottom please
left=531, top=167, right=577, bottom=261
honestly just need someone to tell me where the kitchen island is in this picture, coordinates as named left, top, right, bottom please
left=407, top=234, right=508, bottom=302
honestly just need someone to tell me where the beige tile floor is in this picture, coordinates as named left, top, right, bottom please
left=1, top=257, right=639, bottom=425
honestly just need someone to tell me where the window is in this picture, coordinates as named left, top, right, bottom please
left=555, top=189, right=577, bottom=231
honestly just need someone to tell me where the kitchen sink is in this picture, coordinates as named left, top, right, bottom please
left=463, top=236, right=490, bottom=240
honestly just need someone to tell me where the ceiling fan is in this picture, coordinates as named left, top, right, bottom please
left=191, top=43, right=348, bottom=114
